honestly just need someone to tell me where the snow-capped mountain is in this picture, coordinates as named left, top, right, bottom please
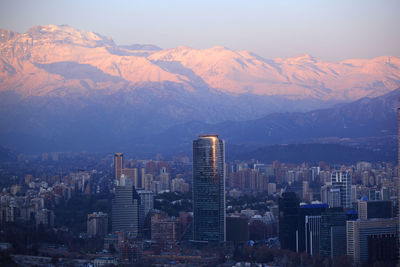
left=1, top=25, right=399, bottom=154
left=1, top=25, right=399, bottom=100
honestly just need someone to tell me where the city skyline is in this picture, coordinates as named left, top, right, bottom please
left=0, top=1, right=399, bottom=265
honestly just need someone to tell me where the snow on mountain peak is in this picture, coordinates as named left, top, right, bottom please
left=25, top=24, right=115, bottom=47
left=0, top=24, right=399, bottom=101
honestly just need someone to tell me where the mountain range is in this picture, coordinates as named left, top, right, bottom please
left=0, top=25, right=399, bottom=157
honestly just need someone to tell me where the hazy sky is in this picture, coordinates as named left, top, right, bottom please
left=1, top=0, right=399, bottom=61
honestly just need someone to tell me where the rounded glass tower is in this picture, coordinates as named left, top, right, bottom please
left=192, top=135, right=226, bottom=242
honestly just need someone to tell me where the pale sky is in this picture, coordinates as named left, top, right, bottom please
left=0, top=0, right=399, bottom=61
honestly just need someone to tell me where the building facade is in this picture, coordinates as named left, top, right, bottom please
left=114, top=153, right=124, bottom=181
left=87, top=212, right=108, bottom=237
left=319, top=207, right=347, bottom=258
left=192, top=135, right=226, bottom=242
left=136, top=190, right=154, bottom=228
left=346, top=218, right=397, bottom=266
left=278, top=192, right=299, bottom=251
left=112, top=186, right=140, bottom=236
left=331, top=171, right=352, bottom=209
left=357, top=200, right=392, bottom=220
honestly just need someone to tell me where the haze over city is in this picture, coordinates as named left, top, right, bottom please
left=0, top=1, right=399, bottom=267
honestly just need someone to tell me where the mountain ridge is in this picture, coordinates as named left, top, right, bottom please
left=1, top=25, right=399, bottom=155
left=1, top=24, right=399, bottom=100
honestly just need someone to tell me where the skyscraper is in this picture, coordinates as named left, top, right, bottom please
left=278, top=192, right=299, bottom=251
left=112, top=186, right=140, bottom=236
left=331, top=171, right=352, bottom=208
left=137, top=189, right=155, bottom=228
left=192, top=135, right=226, bottom=242
left=297, top=203, right=328, bottom=254
left=114, top=153, right=124, bottom=180
left=320, top=207, right=347, bottom=259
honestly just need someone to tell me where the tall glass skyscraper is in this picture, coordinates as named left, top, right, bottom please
left=192, top=135, right=226, bottom=242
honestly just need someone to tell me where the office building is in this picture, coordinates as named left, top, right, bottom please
left=114, top=153, right=124, bottom=180
left=143, top=174, right=153, bottom=191
left=331, top=171, right=352, bottom=208
left=305, top=215, right=321, bottom=255
left=346, top=218, right=397, bottom=266
left=381, top=187, right=390, bottom=201
left=137, top=190, right=154, bottom=228
left=192, top=135, right=226, bottom=242
left=368, top=233, right=397, bottom=265
left=112, top=186, right=140, bottom=236
left=151, top=212, right=180, bottom=243
left=357, top=200, right=392, bottom=220
left=159, top=167, right=170, bottom=191
left=297, top=203, right=328, bottom=254
left=311, top=166, right=320, bottom=182
left=278, top=192, right=299, bottom=251
left=320, top=207, right=347, bottom=258
left=87, top=212, right=108, bottom=237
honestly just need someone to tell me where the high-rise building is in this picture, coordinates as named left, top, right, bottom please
left=346, top=218, right=397, bottom=266
left=321, top=186, right=342, bottom=208
left=278, top=192, right=299, bottom=251
left=331, top=171, right=352, bottom=208
left=297, top=203, right=328, bottom=254
left=368, top=233, right=397, bottom=265
left=114, top=153, right=124, bottom=180
left=137, top=190, right=154, bottom=228
left=305, top=215, right=321, bottom=256
left=357, top=200, right=392, bottom=220
left=302, top=181, right=309, bottom=200
left=112, top=186, right=140, bottom=236
left=87, top=212, right=108, bottom=237
left=320, top=207, right=347, bottom=258
left=192, top=135, right=226, bottom=242
left=159, top=167, right=170, bottom=191
left=329, top=187, right=342, bottom=207
left=121, top=168, right=139, bottom=188
left=151, top=212, right=180, bottom=243
left=311, top=166, right=320, bottom=182
left=143, top=174, right=153, bottom=191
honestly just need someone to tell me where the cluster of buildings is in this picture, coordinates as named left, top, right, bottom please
left=0, top=166, right=111, bottom=229
left=279, top=172, right=397, bottom=266
left=101, top=135, right=227, bottom=264
left=114, top=153, right=189, bottom=194
left=91, top=134, right=399, bottom=266
left=2, top=130, right=399, bottom=266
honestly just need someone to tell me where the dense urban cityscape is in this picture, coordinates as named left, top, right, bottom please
left=0, top=132, right=398, bottom=266
left=1, top=1, right=400, bottom=266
